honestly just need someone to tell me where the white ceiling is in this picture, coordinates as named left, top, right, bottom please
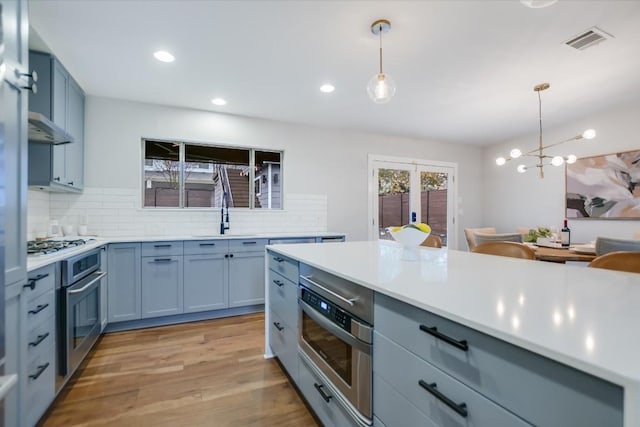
left=28, top=0, right=640, bottom=146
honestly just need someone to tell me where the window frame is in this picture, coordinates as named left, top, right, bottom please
left=141, top=138, right=283, bottom=210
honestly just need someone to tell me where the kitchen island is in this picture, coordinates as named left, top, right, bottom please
left=265, top=240, right=640, bottom=427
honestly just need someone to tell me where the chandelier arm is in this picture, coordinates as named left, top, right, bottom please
left=520, top=135, right=582, bottom=157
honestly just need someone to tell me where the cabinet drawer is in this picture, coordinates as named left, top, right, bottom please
left=184, top=240, right=228, bottom=255
left=26, top=345, right=56, bottom=427
left=375, top=294, right=623, bottom=427
left=374, top=332, right=531, bottom=427
left=228, top=238, right=267, bottom=253
left=268, top=270, right=298, bottom=328
left=269, top=310, right=298, bottom=382
left=141, top=241, right=183, bottom=257
left=267, top=251, right=299, bottom=284
left=298, top=354, right=358, bottom=427
left=25, top=264, right=56, bottom=302
left=26, top=317, right=56, bottom=362
left=25, top=290, right=55, bottom=329
left=374, top=373, right=439, bottom=427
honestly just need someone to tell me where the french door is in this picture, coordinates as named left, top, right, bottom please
left=369, top=155, right=457, bottom=248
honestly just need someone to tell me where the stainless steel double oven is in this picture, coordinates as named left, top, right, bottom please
left=298, top=266, right=374, bottom=425
left=57, top=248, right=106, bottom=391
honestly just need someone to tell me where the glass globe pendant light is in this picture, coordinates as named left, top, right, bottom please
left=367, top=19, right=396, bottom=104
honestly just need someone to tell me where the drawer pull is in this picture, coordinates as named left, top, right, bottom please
left=199, top=243, right=216, bottom=247
left=418, top=380, right=468, bottom=418
left=29, top=332, right=50, bottom=348
left=273, top=322, right=284, bottom=331
left=419, top=324, right=468, bottom=351
left=243, top=241, right=257, bottom=245
left=273, top=279, right=284, bottom=287
left=24, top=273, right=49, bottom=290
left=313, top=383, right=332, bottom=403
left=28, top=303, right=49, bottom=315
left=153, top=244, right=172, bottom=248
left=153, top=258, right=173, bottom=263
left=29, top=363, right=50, bottom=381
left=273, top=256, right=284, bottom=263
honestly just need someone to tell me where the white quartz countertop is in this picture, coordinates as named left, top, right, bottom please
left=267, top=240, right=640, bottom=391
left=27, top=232, right=344, bottom=272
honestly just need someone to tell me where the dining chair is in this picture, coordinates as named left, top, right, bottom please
left=464, top=227, right=496, bottom=251
left=474, top=232, right=523, bottom=247
left=588, top=251, right=640, bottom=273
left=594, top=237, right=640, bottom=255
left=471, top=241, right=536, bottom=260
left=421, top=235, right=442, bottom=248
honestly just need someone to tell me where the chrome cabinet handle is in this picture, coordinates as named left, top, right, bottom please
left=300, top=275, right=356, bottom=306
left=29, top=332, right=50, bottom=348
left=418, top=380, right=468, bottom=418
left=28, top=303, right=49, bottom=315
left=29, top=363, right=50, bottom=381
left=67, top=272, right=106, bottom=295
left=24, top=273, right=49, bottom=290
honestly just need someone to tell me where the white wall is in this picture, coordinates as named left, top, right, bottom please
left=67, top=96, right=484, bottom=247
left=483, top=100, right=640, bottom=243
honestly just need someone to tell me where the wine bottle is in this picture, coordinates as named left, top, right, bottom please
left=560, top=219, right=571, bottom=247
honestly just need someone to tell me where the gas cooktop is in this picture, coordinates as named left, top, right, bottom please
left=27, top=238, right=95, bottom=256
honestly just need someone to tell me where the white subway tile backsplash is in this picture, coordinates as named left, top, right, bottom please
left=26, top=187, right=327, bottom=238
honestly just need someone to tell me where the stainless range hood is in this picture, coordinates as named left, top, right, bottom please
left=28, top=112, right=73, bottom=145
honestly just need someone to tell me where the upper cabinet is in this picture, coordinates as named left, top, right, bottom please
left=28, top=50, right=85, bottom=192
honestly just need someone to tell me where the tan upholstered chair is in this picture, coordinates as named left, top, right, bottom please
left=474, top=232, right=523, bottom=247
left=588, top=251, right=640, bottom=273
left=464, top=227, right=496, bottom=251
left=421, top=235, right=442, bottom=248
left=471, top=241, right=536, bottom=260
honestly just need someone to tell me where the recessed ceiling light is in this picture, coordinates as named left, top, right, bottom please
left=211, top=98, right=227, bottom=106
left=154, top=50, right=175, bottom=63
left=320, top=84, right=335, bottom=93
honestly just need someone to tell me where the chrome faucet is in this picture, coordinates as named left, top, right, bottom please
left=220, top=192, right=230, bottom=234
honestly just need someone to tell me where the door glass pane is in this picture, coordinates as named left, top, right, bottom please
left=254, top=151, right=282, bottom=209
left=420, top=171, right=448, bottom=246
left=144, top=141, right=180, bottom=207
left=378, top=168, right=411, bottom=240
left=185, top=144, right=250, bottom=208
left=73, top=287, right=99, bottom=349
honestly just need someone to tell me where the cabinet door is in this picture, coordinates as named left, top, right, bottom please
left=141, top=256, right=183, bottom=318
left=100, top=246, right=108, bottom=331
left=107, top=243, right=141, bottom=322
left=228, top=251, right=265, bottom=307
left=2, top=0, right=28, bottom=287
left=65, top=77, right=84, bottom=189
left=184, top=254, right=228, bottom=313
left=51, top=60, right=68, bottom=182
left=4, top=284, right=23, bottom=427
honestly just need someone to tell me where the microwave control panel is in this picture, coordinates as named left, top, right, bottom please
left=301, top=288, right=351, bottom=333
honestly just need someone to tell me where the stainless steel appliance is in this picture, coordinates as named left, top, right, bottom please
left=298, top=266, right=374, bottom=425
left=57, top=248, right=105, bottom=391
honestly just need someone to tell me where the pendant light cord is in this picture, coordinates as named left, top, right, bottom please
left=379, top=24, right=383, bottom=75
left=538, top=89, right=543, bottom=156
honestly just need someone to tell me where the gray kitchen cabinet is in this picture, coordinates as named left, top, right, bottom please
left=99, top=246, right=108, bottom=331
left=228, top=251, right=265, bottom=307
left=373, top=293, right=623, bottom=427
left=28, top=50, right=85, bottom=191
left=4, top=283, right=23, bottom=427
left=141, top=255, right=184, bottom=318
left=183, top=253, right=228, bottom=313
left=107, top=243, right=142, bottom=322
left=2, top=0, right=28, bottom=288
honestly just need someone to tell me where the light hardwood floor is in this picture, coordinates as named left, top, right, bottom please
left=42, top=313, right=319, bottom=426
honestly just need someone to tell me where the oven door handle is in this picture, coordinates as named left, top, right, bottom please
left=300, top=300, right=371, bottom=353
left=67, top=271, right=106, bottom=294
left=300, top=275, right=356, bottom=307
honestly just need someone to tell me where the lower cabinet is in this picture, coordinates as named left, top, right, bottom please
left=228, top=251, right=265, bottom=307
left=108, top=243, right=142, bottom=322
left=141, top=256, right=184, bottom=318
left=4, top=283, right=22, bottom=427
left=183, top=253, right=228, bottom=313
left=99, top=245, right=108, bottom=331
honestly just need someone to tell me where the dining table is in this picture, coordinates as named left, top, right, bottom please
left=532, top=245, right=597, bottom=263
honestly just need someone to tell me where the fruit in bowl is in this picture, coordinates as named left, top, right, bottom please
left=387, top=223, right=431, bottom=247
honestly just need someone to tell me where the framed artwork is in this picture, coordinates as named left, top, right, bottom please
left=566, top=149, right=640, bottom=219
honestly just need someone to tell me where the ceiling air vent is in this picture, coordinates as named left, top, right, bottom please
left=564, top=27, right=613, bottom=50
